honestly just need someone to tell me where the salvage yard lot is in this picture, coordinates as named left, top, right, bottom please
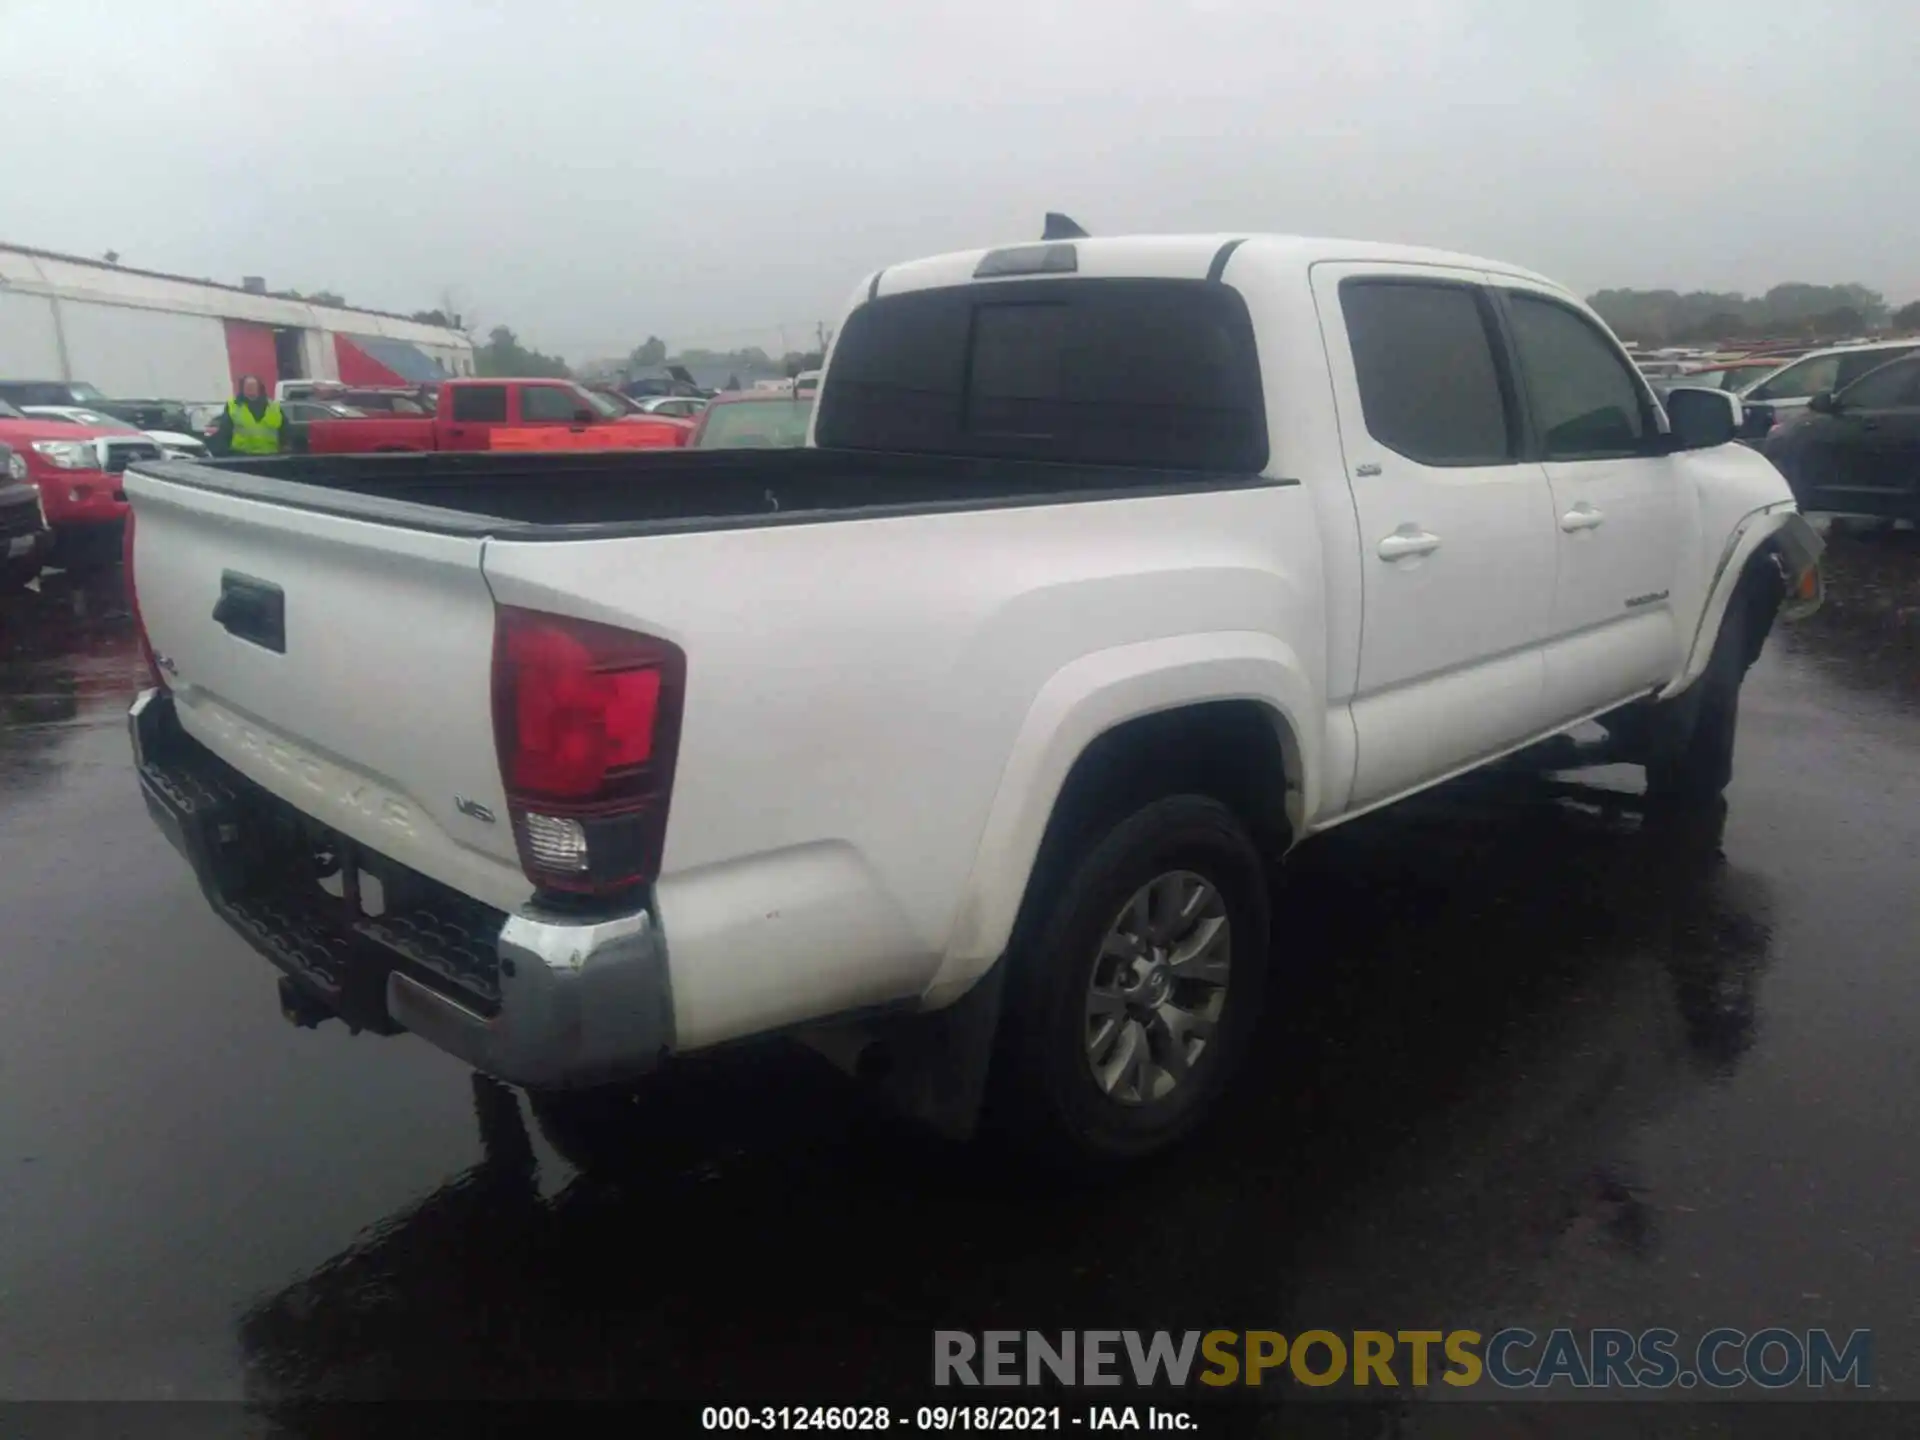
left=0, top=542, right=1916, bottom=1409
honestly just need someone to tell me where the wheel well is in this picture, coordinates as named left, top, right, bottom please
left=1011, top=701, right=1298, bottom=945
left=1683, top=547, right=1786, bottom=682
left=1602, top=550, right=1786, bottom=758
left=1736, top=547, right=1787, bottom=667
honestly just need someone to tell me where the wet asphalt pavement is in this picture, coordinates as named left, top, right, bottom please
left=0, top=544, right=1917, bottom=1425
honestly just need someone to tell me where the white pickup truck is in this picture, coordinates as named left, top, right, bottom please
left=126, top=232, right=1823, bottom=1163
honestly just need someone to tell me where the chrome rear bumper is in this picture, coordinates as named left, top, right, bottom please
left=130, top=688, right=673, bottom=1089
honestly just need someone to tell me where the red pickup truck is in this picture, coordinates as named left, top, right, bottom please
left=303, top=379, right=691, bottom=455
left=0, top=398, right=149, bottom=560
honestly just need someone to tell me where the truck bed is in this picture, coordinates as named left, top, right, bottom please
left=133, top=449, right=1278, bottom=540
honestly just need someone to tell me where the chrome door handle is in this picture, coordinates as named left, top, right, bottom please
left=1560, top=505, right=1605, bottom=532
left=1377, top=529, right=1441, bottom=560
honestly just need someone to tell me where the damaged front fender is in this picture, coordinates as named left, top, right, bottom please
left=1662, top=504, right=1825, bottom=702
left=1769, top=510, right=1826, bottom=622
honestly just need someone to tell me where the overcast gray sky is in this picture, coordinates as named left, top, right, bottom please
left=5, top=0, right=1915, bottom=360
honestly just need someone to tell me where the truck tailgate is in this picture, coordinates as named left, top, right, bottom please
left=126, top=465, right=530, bottom=913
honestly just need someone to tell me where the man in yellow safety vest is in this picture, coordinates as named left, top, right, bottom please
left=211, top=375, right=285, bottom=457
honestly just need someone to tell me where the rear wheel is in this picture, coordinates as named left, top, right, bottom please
left=989, top=794, right=1270, bottom=1166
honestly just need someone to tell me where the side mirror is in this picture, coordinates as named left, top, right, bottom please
left=572, top=407, right=596, bottom=424
left=1664, top=386, right=1741, bottom=450
left=1736, top=401, right=1774, bottom=442
left=1807, top=390, right=1839, bottom=416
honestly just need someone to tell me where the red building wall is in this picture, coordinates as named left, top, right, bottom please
left=333, top=334, right=412, bottom=386
left=223, top=320, right=279, bottom=391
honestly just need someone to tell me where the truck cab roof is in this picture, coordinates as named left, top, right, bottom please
left=867, top=233, right=1560, bottom=299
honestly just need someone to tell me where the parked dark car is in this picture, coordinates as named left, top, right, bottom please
left=1735, top=340, right=1920, bottom=442
left=619, top=364, right=714, bottom=400
left=585, top=386, right=647, bottom=415
left=1652, top=357, right=1787, bottom=397
left=1762, top=353, right=1920, bottom=520
left=0, top=380, right=193, bottom=437
left=0, top=440, right=54, bottom=593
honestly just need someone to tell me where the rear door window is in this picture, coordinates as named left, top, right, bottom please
left=816, top=277, right=1267, bottom=471
left=451, top=385, right=509, bottom=423
left=1339, top=280, right=1516, bottom=466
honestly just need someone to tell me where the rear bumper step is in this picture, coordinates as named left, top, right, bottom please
left=130, top=688, right=674, bottom=1088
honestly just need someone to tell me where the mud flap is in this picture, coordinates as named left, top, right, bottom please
left=797, top=961, right=1010, bottom=1142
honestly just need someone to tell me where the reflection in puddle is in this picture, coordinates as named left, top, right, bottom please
left=0, top=567, right=141, bottom=806
left=1781, top=530, right=1920, bottom=702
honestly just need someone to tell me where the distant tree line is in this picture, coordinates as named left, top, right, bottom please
left=474, top=326, right=572, bottom=378
left=1587, top=283, right=1907, bottom=346
left=256, top=286, right=571, bottom=376
left=314, top=315, right=835, bottom=385
left=420, top=328, right=835, bottom=388
left=625, top=338, right=808, bottom=374
left=624, top=336, right=830, bottom=380
left=276, top=278, right=1920, bottom=383
left=661, top=344, right=774, bottom=371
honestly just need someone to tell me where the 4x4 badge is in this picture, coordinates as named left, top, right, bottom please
left=453, top=796, right=496, bottom=824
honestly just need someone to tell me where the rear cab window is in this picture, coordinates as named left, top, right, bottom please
left=815, top=277, right=1268, bottom=472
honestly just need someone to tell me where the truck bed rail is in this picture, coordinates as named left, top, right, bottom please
left=129, top=450, right=1286, bottom=541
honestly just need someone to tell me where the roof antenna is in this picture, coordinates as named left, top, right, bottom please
left=1042, top=212, right=1089, bottom=241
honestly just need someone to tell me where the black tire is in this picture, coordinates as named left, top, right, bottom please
left=0, top=557, right=37, bottom=595
left=52, top=528, right=121, bottom=574
left=989, top=794, right=1270, bottom=1167
left=526, top=1083, right=657, bottom=1175
left=1646, top=585, right=1760, bottom=808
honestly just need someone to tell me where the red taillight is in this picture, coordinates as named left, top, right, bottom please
left=123, top=509, right=167, bottom=691
left=491, top=605, right=684, bottom=896
left=503, top=623, right=662, bottom=796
